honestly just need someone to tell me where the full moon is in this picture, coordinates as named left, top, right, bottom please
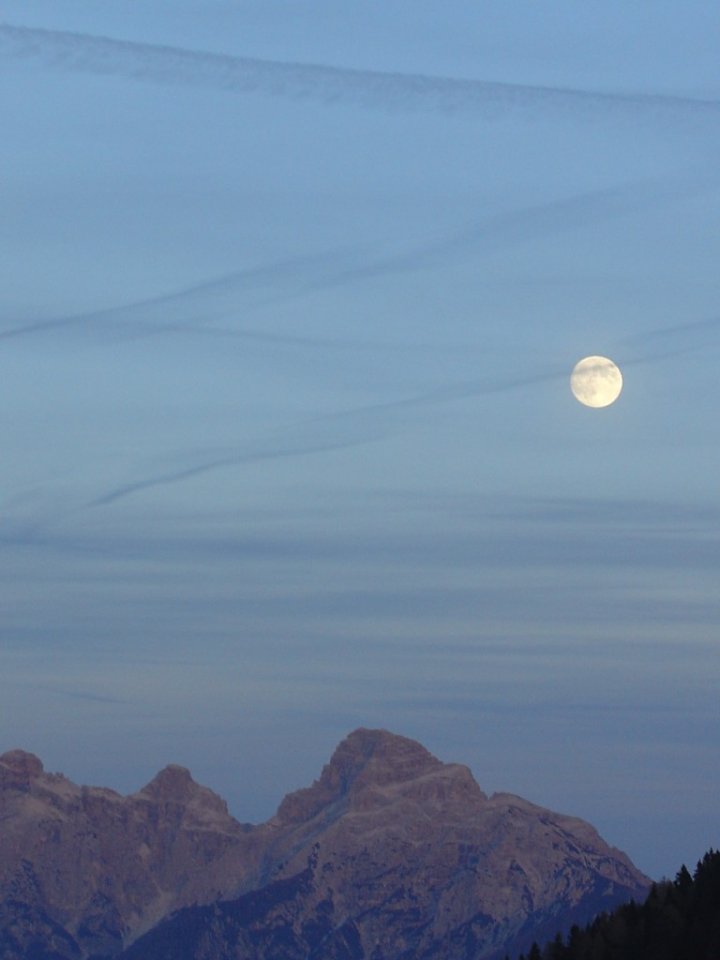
left=570, top=355, right=623, bottom=408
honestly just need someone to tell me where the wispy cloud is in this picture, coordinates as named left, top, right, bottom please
left=33, top=685, right=130, bottom=706
left=2, top=22, right=720, bottom=120
left=306, top=180, right=699, bottom=291
left=9, top=486, right=720, bottom=578
left=84, top=295, right=719, bottom=509
left=86, top=363, right=568, bottom=508
left=89, top=428, right=389, bottom=508
left=5, top=179, right=705, bottom=347
left=621, top=313, right=720, bottom=361
left=0, top=253, right=357, bottom=345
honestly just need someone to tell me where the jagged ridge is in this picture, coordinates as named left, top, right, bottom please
left=0, top=730, right=650, bottom=960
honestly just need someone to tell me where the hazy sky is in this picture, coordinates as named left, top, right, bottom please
left=2, top=1, right=719, bottom=880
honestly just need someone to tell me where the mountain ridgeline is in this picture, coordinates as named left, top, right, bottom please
left=0, top=729, right=650, bottom=960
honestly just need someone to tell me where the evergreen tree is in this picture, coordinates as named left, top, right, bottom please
left=512, top=849, right=720, bottom=960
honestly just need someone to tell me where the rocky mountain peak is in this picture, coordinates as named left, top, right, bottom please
left=326, top=727, right=443, bottom=788
left=275, top=728, right=483, bottom=825
left=140, top=764, right=196, bottom=799
left=0, top=749, right=45, bottom=789
left=135, top=763, right=232, bottom=824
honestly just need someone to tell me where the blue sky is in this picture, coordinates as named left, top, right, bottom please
left=2, top=1, right=719, bottom=880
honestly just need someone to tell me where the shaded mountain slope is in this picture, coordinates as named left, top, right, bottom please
left=516, top=848, right=720, bottom=960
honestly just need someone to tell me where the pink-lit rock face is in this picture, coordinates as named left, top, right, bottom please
left=0, top=749, right=45, bottom=788
left=0, top=731, right=650, bottom=960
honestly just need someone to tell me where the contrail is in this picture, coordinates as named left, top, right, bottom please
left=2, top=22, right=720, bottom=120
left=88, top=366, right=568, bottom=508
left=89, top=433, right=388, bottom=508
left=624, top=314, right=720, bottom=351
left=5, top=178, right=707, bottom=345
left=86, top=319, right=718, bottom=510
left=0, top=254, right=349, bottom=342
left=305, top=179, right=700, bottom=291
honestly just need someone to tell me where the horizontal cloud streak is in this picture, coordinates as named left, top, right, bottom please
left=8, top=486, right=720, bottom=572
left=2, top=22, right=720, bottom=120
left=34, top=685, right=130, bottom=705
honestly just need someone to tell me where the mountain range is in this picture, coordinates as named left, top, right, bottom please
left=0, top=728, right=650, bottom=959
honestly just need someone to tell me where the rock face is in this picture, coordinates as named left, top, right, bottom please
left=0, top=750, right=258, bottom=959
left=0, top=731, right=650, bottom=960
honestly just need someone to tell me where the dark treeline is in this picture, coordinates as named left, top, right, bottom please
left=513, top=848, right=720, bottom=960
